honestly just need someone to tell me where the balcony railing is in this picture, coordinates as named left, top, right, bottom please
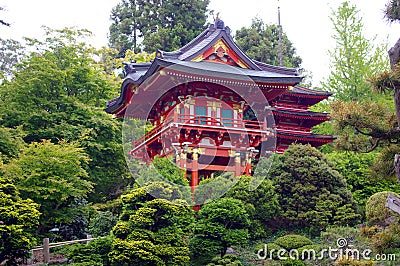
left=132, top=113, right=269, bottom=147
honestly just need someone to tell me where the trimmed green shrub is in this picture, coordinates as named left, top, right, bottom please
left=207, top=254, right=242, bottom=266
left=274, top=234, right=313, bottom=250
left=365, top=191, right=400, bottom=226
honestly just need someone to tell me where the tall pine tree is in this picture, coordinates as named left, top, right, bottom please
left=108, top=0, right=210, bottom=57
left=235, top=17, right=302, bottom=68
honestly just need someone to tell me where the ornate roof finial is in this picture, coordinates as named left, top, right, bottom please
left=213, top=12, right=220, bottom=22
left=213, top=12, right=224, bottom=29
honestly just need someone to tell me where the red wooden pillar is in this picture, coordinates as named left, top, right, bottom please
left=244, top=152, right=252, bottom=176
left=191, top=148, right=199, bottom=193
left=191, top=148, right=200, bottom=210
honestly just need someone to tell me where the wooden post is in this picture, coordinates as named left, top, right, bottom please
left=386, top=193, right=400, bottom=215
left=86, top=234, right=92, bottom=244
left=43, top=238, right=50, bottom=263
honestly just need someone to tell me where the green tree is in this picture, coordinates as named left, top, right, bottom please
left=0, top=27, right=130, bottom=203
left=0, top=126, right=25, bottom=163
left=235, top=17, right=302, bottom=68
left=371, top=1, right=400, bottom=182
left=189, top=198, right=250, bottom=262
left=108, top=0, right=210, bottom=56
left=269, top=144, right=360, bottom=231
left=2, top=140, right=92, bottom=235
left=329, top=99, right=400, bottom=181
left=109, top=0, right=142, bottom=55
left=0, top=38, right=24, bottom=78
left=135, top=156, right=188, bottom=186
left=326, top=151, right=400, bottom=214
left=109, top=182, right=194, bottom=266
left=385, top=0, right=400, bottom=22
left=322, top=1, right=389, bottom=101
left=0, top=171, right=40, bottom=266
left=195, top=174, right=279, bottom=238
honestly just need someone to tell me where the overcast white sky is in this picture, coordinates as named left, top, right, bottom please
left=1, top=0, right=400, bottom=86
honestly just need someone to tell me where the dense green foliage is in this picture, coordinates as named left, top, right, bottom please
left=88, top=211, right=118, bottom=238
left=326, top=151, right=400, bottom=209
left=0, top=28, right=129, bottom=203
left=109, top=182, right=194, bottom=266
left=206, top=254, right=242, bottom=266
left=2, top=140, right=92, bottom=235
left=0, top=173, right=40, bottom=265
left=109, top=0, right=210, bottom=56
left=135, top=156, right=188, bottom=187
left=0, top=126, right=25, bottom=163
left=64, top=236, right=114, bottom=266
left=190, top=197, right=250, bottom=262
left=195, top=175, right=280, bottom=238
left=268, top=144, right=360, bottom=231
left=235, top=17, right=302, bottom=68
left=322, top=1, right=389, bottom=101
left=1, top=1, right=399, bottom=264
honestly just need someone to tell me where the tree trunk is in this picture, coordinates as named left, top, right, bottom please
left=389, top=38, right=400, bottom=182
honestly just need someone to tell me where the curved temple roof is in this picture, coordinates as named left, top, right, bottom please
left=105, top=19, right=304, bottom=115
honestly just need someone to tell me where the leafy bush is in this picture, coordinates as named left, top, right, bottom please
left=190, top=198, right=250, bottom=263
left=320, top=226, right=360, bottom=247
left=225, top=176, right=280, bottom=238
left=0, top=174, right=40, bottom=265
left=297, top=244, right=323, bottom=259
left=88, top=211, right=118, bottom=237
left=269, top=144, right=360, bottom=231
left=273, top=234, right=313, bottom=250
left=207, top=254, right=242, bottom=266
left=365, top=191, right=400, bottom=226
left=109, top=182, right=193, bottom=266
left=359, top=225, right=381, bottom=238
left=325, top=151, right=398, bottom=211
left=64, top=235, right=113, bottom=266
left=370, top=224, right=400, bottom=253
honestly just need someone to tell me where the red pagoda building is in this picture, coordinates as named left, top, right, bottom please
left=105, top=19, right=335, bottom=191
